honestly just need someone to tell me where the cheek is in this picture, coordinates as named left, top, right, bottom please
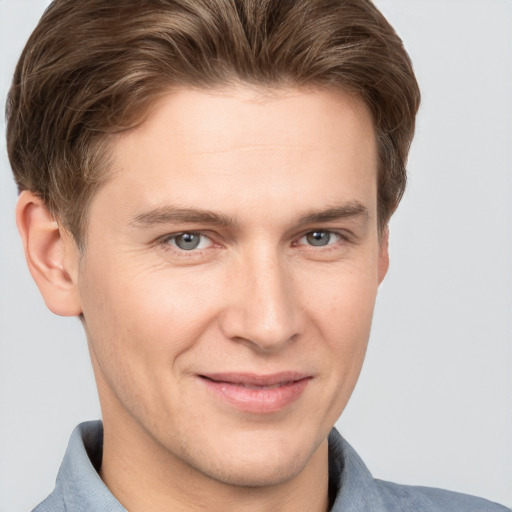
left=303, top=261, right=378, bottom=376
left=302, top=255, right=379, bottom=329
left=79, top=257, right=224, bottom=374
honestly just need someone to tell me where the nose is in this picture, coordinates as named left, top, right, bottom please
left=219, top=248, right=303, bottom=353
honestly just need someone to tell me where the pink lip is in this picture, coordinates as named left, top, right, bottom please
left=198, top=372, right=312, bottom=414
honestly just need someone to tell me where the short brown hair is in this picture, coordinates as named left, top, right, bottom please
left=6, top=0, right=420, bottom=247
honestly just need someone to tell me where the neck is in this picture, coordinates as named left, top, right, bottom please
left=99, top=411, right=330, bottom=512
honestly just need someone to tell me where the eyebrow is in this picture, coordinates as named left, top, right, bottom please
left=131, top=207, right=233, bottom=227
left=130, top=201, right=368, bottom=228
left=297, top=201, right=368, bottom=225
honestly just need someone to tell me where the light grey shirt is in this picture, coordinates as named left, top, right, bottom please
left=33, top=421, right=510, bottom=511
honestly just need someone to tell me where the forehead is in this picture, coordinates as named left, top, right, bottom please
left=124, top=85, right=376, bottom=159
left=90, top=86, right=378, bottom=227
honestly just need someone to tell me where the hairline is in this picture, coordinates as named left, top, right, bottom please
left=71, top=81, right=387, bottom=252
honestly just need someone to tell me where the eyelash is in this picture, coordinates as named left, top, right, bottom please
left=294, top=231, right=345, bottom=249
left=158, top=229, right=350, bottom=258
left=159, top=232, right=214, bottom=256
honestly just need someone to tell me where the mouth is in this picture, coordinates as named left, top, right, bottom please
left=198, top=372, right=312, bottom=414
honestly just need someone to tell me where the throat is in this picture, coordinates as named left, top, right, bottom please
left=99, top=415, right=330, bottom=512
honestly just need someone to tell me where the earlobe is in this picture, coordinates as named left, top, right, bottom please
left=16, top=190, right=82, bottom=316
left=378, top=227, right=390, bottom=285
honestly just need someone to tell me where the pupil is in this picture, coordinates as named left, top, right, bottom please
left=307, top=231, right=330, bottom=246
left=176, top=233, right=200, bottom=250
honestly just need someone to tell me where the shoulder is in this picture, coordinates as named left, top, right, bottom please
left=31, top=491, right=67, bottom=512
left=328, top=429, right=510, bottom=512
left=375, top=479, right=511, bottom=512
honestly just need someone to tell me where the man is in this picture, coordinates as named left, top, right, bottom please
left=5, top=0, right=510, bottom=511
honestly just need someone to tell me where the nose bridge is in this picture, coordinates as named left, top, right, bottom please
left=222, top=244, right=301, bottom=352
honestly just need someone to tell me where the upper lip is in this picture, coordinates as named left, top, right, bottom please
left=199, top=372, right=311, bottom=387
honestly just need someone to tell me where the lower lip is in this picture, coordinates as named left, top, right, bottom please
left=200, top=377, right=311, bottom=414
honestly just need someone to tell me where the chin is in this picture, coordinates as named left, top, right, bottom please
left=173, top=427, right=323, bottom=488
left=201, top=451, right=310, bottom=488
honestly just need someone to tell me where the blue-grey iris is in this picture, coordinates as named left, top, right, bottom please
left=175, top=233, right=201, bottom=250
left=306, top=231, right=331, bottom=247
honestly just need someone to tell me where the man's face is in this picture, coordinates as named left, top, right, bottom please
left=75, top=86, right=388, bottom=487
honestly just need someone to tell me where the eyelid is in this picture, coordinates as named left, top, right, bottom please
left=294, top=229, right=349, bottom=247
left=155, top=227, right=351, bottom=258
left=159, top=230, right=216, bottom=253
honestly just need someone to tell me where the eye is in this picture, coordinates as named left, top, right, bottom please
left=165, top=232, right=212, bottom=251
left=299, top=230, right=342, bottom=247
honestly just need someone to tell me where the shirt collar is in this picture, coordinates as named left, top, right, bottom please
left=54, top=421, right=386, bottom=511
left=328, top=428, right=387, bottom=511
left=55, top=421, right=126, bottom=511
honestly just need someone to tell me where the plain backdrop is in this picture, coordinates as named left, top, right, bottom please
left=1, top=0, right=511, bottom=511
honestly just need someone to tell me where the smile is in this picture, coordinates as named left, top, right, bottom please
left=198, top=372, right=312, bottom=414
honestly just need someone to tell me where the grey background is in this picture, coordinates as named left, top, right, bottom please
left=1, top=0, right=511, bottom=510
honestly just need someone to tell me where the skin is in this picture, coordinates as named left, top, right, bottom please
left=17, top=86, right=389, bottom=512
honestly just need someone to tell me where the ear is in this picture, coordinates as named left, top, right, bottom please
left=16, top=190, right=82, bottom=316
left=377, top=226, right=389, bottom=285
